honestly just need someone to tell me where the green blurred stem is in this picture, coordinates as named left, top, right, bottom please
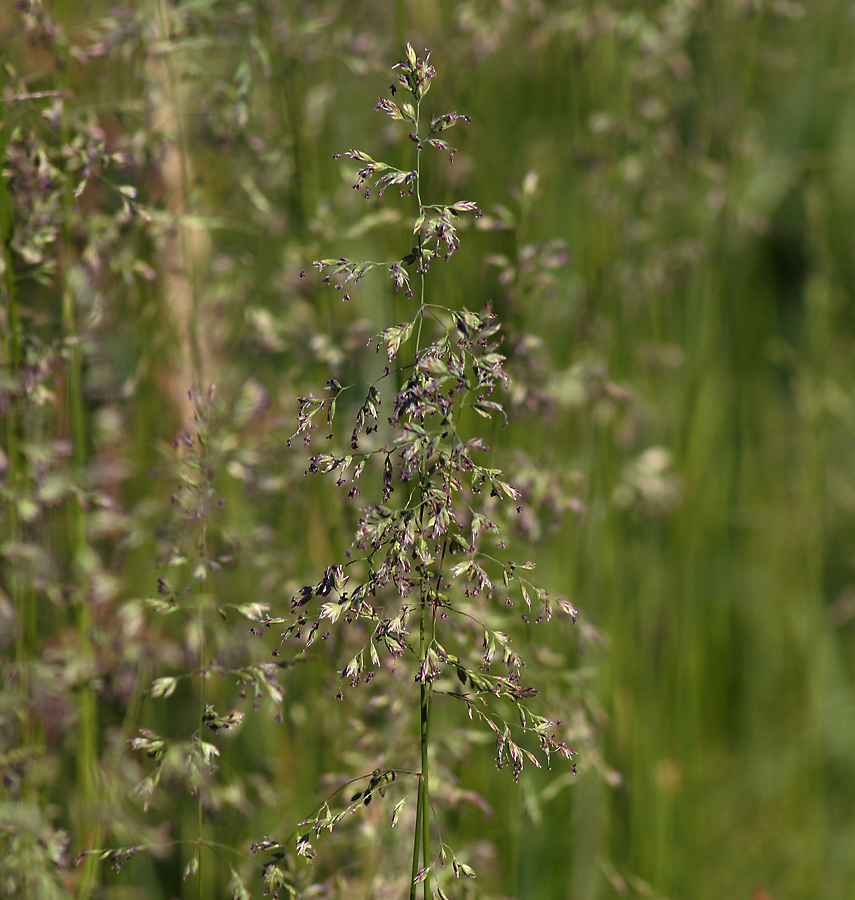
left=0, top=189, right=20, bottom=370
left=198, top=523, right=208, bottom=900
left=0, top=96, right=35, bottom=789
left=62, top=135, right=102, bottom=900
left=46, top=3, right=103, bottom=884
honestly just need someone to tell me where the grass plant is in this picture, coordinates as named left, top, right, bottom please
left=254, top=43, right=580, bottom=900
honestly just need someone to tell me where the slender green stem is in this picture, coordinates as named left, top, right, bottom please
left=0, top=126, right=20, bottom=371
left=409, top=555, right=432, bottom=900
left=410, top=78, right=433, bottom=873
left=419, top=539, right=450, bottom=900
left=59, top=126, right=99, bottom=900
left=197, top=523, right=207, bottom=900
left=409, top=486, right=427, bottom=900
left=409, top=91, right=434, bottom=899
left=0, top=87, right=34, bottom=805
left=408, top=773, right=423, bottom=900
left=48, top=7, right=102, bottom=886
left=420, top=676, right=431, bottom=900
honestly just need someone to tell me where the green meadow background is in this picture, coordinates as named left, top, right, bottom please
left=3, top=1, right=855, bottom=898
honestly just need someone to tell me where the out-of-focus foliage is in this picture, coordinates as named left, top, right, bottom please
left=3, top=1, right=855, bottom=899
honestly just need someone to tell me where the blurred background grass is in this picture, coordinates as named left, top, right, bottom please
left=4, top=1, right=855, bottom=898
